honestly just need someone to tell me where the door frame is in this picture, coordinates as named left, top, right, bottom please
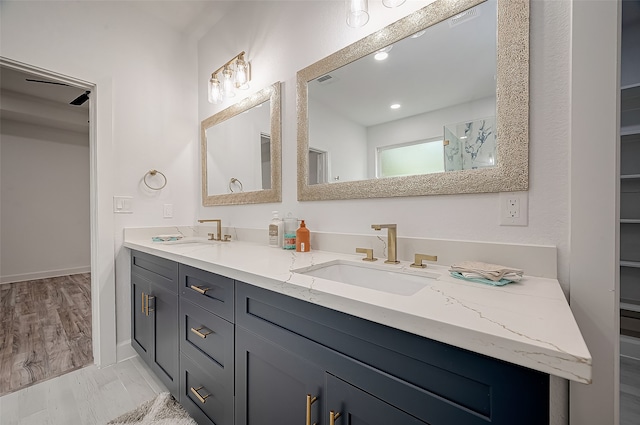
left=0, top=56, right=117, bottom=367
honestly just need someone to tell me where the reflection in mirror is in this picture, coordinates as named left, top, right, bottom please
left=297, top=0, right=529, bottom=200
left=202, top=82, right=281, bottom=206
left=307, top=0, right=496, bottom=183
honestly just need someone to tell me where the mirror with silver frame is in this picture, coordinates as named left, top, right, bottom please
left=202, top=82, right=281, bottom=206
left=297, top=0, right=529, bottom=201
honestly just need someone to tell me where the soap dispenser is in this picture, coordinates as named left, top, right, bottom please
left=296, top=220, right=311, bottom=252
left=268, top=211, right=283, bottom=248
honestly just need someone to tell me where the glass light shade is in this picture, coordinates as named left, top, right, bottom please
left=235, top=58, right=248, bottom=88
left=346, top=0, right=369, bottom=28
left=208, top=76, right=222, bottom=104
left=382, top=0, right=405, bottom=8
left=222, top=67, right=235, bottom=98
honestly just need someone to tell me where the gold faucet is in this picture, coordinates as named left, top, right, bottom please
left=411, top=253, right=438, bottom=268
left=356, top=247, right=377, bottom=262
left=197, top=219, right=228, bottom=242
left=371, top=224, right=399, bottom=264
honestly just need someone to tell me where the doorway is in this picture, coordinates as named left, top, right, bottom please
left=0, top=57, right=116, bottom=371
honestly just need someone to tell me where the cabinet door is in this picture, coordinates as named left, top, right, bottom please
left=149, top=281, right=179, bottom=397
left=235, top=327, right=324, bottom=425
left=326, top=374, right=428, bottom=425
left=131, top=275, right=151, bottom=357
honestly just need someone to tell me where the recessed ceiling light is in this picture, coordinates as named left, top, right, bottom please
left=373, top=45, right=393, bottom=61
left=374, top=52, right=389, bottom=61
left=390, top=103, right=401, bottom=109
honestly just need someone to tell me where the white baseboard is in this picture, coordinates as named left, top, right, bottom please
left=621, top=335, right=640, bottom=361
left=0, top=266, right=91, bottom=284
left=117, top=340, right=137, bottom=363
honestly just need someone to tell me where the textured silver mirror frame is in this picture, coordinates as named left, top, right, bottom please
left=297, top=0, right=528, bottom=201
left=202, top=82, right=282, bottom=206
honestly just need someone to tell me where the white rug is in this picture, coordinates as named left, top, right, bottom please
left=106, top=392, right=197, bottom=425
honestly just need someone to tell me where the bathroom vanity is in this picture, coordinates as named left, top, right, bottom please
left=125, top=234, right=591, bottom=425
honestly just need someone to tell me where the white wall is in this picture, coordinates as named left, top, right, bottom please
left=0, top=119, right=90, bottom=282
left=309, top=97, right=368, bottom=182
left=366, top=96, right=496, bottom=178
left=0, top=0, right=199, bottom=360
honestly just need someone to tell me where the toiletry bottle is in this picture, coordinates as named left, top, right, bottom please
left=268, top=211, right=283, bottom=248
left=283, top=215, right=298, bottom=250
left=296, top=220, right=311, bottom=252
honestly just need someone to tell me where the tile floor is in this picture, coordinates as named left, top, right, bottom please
left=0, top=356, right=167, bottom=425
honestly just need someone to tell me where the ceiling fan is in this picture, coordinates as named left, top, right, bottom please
left=25, top=78, right=91, bottom=106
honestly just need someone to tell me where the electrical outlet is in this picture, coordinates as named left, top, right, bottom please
left=500, top=192, right=528, bottom=226
left=163, top=204, right=173, bottom=218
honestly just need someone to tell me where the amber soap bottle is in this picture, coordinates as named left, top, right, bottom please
left=296, top=220, right=311, bottom=252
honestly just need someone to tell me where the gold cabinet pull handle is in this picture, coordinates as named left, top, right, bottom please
left=190, top=285, right=210, bottom=295
left=190, top=327, right=213, bottom=339
left=330, top=410, right=342, bottom=425
left=141, top=292, right=145, bottom=314
left=146, top=295, right=155, bottom=316
left=190, top=386, right=211, bottom=404
left=306, top=394, right=318, bottom=425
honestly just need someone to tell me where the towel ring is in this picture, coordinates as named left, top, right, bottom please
left=229, top=177, right=243, bottom=193
left=144, top=170, right=167, bottom=190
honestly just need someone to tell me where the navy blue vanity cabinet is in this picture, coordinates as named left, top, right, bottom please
left=235, top=282, right=550, bottom=425
left=130, top=250, right=179, bottom=398
left=178, top=264, right=235, bottom=425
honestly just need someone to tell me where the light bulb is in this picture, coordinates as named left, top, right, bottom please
left=346, top=0, right=369, bottom=28
left=382, top=0, right=406, bottom=8
left=209, top=75, right=222, bottom=104
left=235, top=57, right=248, bottom=89
left=222, top=67, right=235, bottom=98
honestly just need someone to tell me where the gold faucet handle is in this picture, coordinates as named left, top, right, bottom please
left=411, top=253, right=438, bottom=268
left=207, top=232, right=217, bottom=241
left=356, top=247, right=377, bottom=262
left=222, top=234, right=232, bottom=242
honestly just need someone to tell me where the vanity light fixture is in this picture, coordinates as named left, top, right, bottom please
left=346, top=0, right=369, bottom=28
left=207, top=51, right=251, bottom=104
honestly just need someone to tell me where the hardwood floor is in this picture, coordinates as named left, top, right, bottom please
left=0, top=356, right=168, bottom=425
left=0, top=274, right=93, bottom=396
left=622, top=355, right=640, bottom=425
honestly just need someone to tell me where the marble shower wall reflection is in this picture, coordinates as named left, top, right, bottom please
left=444, top=116, right=497, bottom=171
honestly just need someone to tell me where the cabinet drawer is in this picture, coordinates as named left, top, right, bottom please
left=180, top=353, right=233, bottom=425
left=180, top=264, right=234, bottom=322
left=131, top=250, right=178, bottom=293
left=180, top=298, right=234, bottom=384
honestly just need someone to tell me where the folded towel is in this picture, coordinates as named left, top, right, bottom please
left=449, top=261, right=523, bottom=282
left=449, top=272, right=518, bottom=286
left=152, top=234, right=183, bottom=242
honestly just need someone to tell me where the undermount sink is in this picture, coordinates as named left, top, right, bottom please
left=157, top=237, right=219, bottom=245
left=292, top=260, right=439, bottom=296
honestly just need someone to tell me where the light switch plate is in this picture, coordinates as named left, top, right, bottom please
left=113, top=196, right=133, bottom=214
left=499, top=192, right=528, bottom=226
left=163, top=204, right=173, bottom=218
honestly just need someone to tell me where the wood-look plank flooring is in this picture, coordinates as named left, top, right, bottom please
left=622, top=355, right=640, bottom=425
left=0, top=355, right=168, bottom=425
left=0, top=274, right=93, bottom=396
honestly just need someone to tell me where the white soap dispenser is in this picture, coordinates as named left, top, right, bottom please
left=268, top=211, right=283, bottom=248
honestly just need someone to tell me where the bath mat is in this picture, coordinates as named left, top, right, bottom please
left=106, top=392, right=196, bottom=425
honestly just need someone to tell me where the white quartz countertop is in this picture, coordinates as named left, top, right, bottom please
left=124, top=237, right=592, bottom=384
